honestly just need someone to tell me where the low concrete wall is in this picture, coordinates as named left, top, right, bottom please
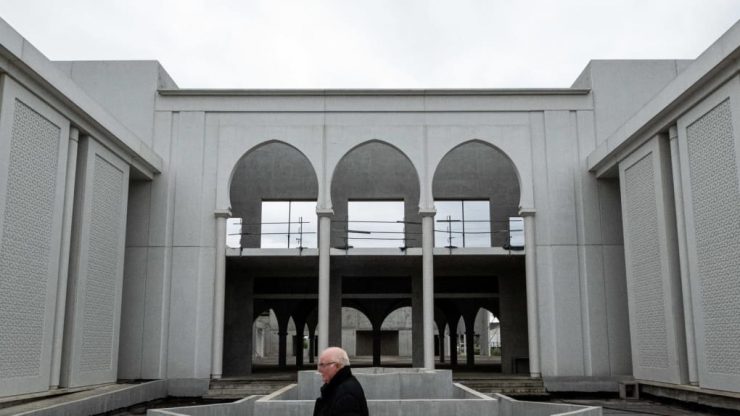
left=292, top=368, right=456, bottom=400
left=166, top=379, right=210, bottom=397
left=257, top=369, right=497, bottom=416
left=543, top=376, right=632, bottom=393
left=640, top=382, right=740, bottom=413
left=148, top=396, right=258, bottom=416
left=494, top=394, right=601, bottom=416
left=16, top=381, right=167, bottom=416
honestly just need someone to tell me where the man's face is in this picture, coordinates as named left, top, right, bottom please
left=317, top=352, right=340, bottom=384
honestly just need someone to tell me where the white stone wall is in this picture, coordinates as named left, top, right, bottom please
left=619, top=135, right=688, bottom=385
left=677, top=79, right=740, bottom=392
left=531, top=110, right=630, bottom=377
left=0, top=76, right=71, bottom=396
left=149, top=94, right=629, bottom=379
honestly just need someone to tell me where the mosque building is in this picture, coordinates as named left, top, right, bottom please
left=1, top=16, right=739, bottom=409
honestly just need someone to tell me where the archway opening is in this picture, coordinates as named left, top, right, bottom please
left=330, top=141, right=421, bottom=249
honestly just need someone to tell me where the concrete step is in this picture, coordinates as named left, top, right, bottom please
left=456, top=377, right=548, bottom=397
left=204, top=380, right=293, bottom=399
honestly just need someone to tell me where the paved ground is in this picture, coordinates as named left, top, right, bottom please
left=5, top=357, right=738, bottom=415
left=555, top=398, right=734, bottom=415
left=106, top=396, right=734, bottom=416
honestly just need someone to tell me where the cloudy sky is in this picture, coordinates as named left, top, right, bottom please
left=0, top=1, right=738, bottom=89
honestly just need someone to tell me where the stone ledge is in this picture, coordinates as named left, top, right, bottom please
left=639, top=380, right=740, bottom=413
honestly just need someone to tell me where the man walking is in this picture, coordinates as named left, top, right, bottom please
left=313, top=347, right=369, bottom=416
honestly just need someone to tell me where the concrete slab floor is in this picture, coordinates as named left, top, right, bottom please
left=104, top=396, right=739, bottom=416
left=554, top=398, right=740, bottom=416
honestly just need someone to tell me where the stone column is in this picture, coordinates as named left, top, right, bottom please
left=411, top=273, right=424, bottom=367
left=465, top=325, right=476, bottom=367
left=434, top=316, right=447, bottom=363
left=329, top=273, right=342, bottom=347
left=294, top=323, right=305, bottom=368
left=478, top=310, right=491, bottom=357
left=420, top=208, right=436, bottom=369
left=449, top=325, right=458, bottom=368
left=50, top=127, right=79, bottom=389
left=211, top=209, right=231, bottom=379
left=439, top=330, right=445, bottom=363
left=307, top=313, right=317, bottom=364
left=308, top=329, right=316, bottom=364
left=669, top=126, right=699, bottom=386
left=520, top=209, right=540, bottom=377
left=372, top=326, right=382, bottom=367
left=278, top=330, right=288, bottom=368
left=317, top=209, right=333, bottom=352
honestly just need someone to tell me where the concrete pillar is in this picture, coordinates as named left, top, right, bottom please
left=50, top=127, right=79, bottom=389
left=411, top=273, right=424, bottom=367
left=211, top=209, right=230, bottom=379
left=463, top=314, right=476, bottom=367
left=420, top=209, right=436, bottom=369
left=294, top=327, right=304, bottom=367
left=308, top=331, right=316, bottom=364
left=278, top=331, right=288, bottom=368
left=520, top=209, right=541, bottom=377
left=307, top=313, right=317, bottom=364
left=372, top=326, right=382, bottom=366
left=223, top=275, right=254, bottom=376
left=439, top=330, right=445, bottom=363
left=449, top=318, right=458, bottom=367
left=317, top=209, right=333, bottom=352
left=329, top=274, right=342, bottom=347
left=669, top=126, right=699, bottom=386
left=434, top=316, right=447, bottom=363
left=478, top=310, right=491, bottom=357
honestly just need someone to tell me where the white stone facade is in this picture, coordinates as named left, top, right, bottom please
left=0, top=15, right=739, bottom=400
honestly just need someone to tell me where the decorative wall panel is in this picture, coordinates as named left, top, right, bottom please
left=79, top=156, right=125, bottom=372
left=623, top=155, right=670, bottom=370
left=0, top=77, right=70, bottom=397
left=620, top=136, right=687, bottom=385
left=62, top=139, right=129, bottom=388
left=686, top=99, right=740, bottom=380
left=0, top=100, right=60, bottom=378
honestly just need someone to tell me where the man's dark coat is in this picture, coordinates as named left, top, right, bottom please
left=313, top=366, right=369, bottom=416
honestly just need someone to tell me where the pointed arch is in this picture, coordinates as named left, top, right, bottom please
left=229, top=140, right=319, bottom=248
left=330, top=140, right=422, bottom=248
left=432, top=139, right=522, bottom=247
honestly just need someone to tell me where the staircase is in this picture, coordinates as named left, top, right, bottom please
left=204, top=378, right=295, bottom=400
left=455, top=376, right=548, bottom=398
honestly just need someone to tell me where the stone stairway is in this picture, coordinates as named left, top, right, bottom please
left=203, top=378, right=295, bottom=400
left=455, top=376, right=548, bottom=398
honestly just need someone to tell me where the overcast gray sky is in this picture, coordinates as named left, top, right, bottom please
left=1, top=1, right=738, bottom=88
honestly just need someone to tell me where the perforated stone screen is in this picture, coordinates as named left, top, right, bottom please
left=623, top=154, right=670, bottom=370
left=0, top=100, right=60, bottom=378
left=80, top=155, right=125, bottom=372
left=686, top=99, right=740, bottom=376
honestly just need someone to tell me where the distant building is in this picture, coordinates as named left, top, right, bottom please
left=1, top=16, right=739, bottom=403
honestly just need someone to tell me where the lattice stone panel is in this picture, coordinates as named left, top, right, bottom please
left=0, top=100, right=60, bottom=378
left=623, top=155, right=670, bottom=369
left=79, top=155, right=125, bottom=372
left=687, top=99, right=740, bottom=376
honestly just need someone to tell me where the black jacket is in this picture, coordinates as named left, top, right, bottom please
left=313, top=366, right=369, bottom=416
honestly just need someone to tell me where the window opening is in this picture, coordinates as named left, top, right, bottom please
left=435, top=200, right=490, bottom=248
left=505, top=217, right=524, bottom=250
left=223, top=201, right=317, bottom=250
left=259, top=201, right=317, bottom=249
left=342, top=201, right=412, bottom=248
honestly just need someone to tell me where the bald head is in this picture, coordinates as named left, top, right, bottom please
left=317, top=347, right=350, bottom=384
left=321, top=347, right=350, bottom=368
